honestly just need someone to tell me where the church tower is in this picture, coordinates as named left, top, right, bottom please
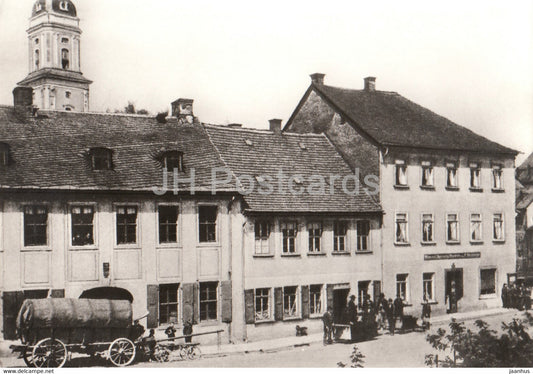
left=18, top=0, right=92, bottom=112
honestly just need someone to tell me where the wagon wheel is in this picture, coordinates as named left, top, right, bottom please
left=22, top=346, right=34, bottom=367
left=187, top=345, right=201, bottom=360
left=108, top=338, right=136, bottom=367
left=154, top=345, right=170, bottom=363
left=32, top=338, right=68, bottom=368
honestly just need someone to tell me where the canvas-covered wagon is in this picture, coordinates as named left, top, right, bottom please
left=11, top=298, right=143, bottom=368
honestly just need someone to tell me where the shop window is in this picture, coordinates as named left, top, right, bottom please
left=480, top=269, right=496, bottom=296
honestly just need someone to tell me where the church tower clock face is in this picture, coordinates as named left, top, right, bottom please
left=18, top=0, right=92, bottom=112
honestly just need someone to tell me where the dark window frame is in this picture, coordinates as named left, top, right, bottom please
left=198, top=205, right=217, bottom=243
left=71, top=205, right=95, bottom=247
left=159, top=283, right=179, bottom=325
left=158, top=205, right=179, bottom=244
left=116, top=205, right=138, bottom=245
left=356, top=220, right=370, bottom=251
left=333, top=221, right=348, bottom=252
left=24, top=205, right=48, bottom=247
left=89, top=148, right=113, bottom=171
left=199, top=282, right=218, bottom=322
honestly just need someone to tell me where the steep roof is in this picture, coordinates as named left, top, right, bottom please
left=204, top=125, right=382, bottom=213
left=307, top=83, right=517, bottom=155
left=0, top=106, right=233, bottom=192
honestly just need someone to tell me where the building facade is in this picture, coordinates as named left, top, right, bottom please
left=284, top=74, right=518, bottom=316
left=516, top=153, right=533, bottom=284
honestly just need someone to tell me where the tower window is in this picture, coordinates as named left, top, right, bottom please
left=65, top=91, right=71, bottom=99
left=34, top=38, right=39, bottom=45
left=61, top=49, right=70, bottom=70
left=59, top=1, right=69, bottom=11
left=35, top=50, right=40, bottom=69
left=61, top=37, right=69, bottom=44
left=89, top=148, right=113, bottom=170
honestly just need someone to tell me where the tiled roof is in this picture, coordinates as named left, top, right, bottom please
left=204, top=125, right=382, bottom=213
left=0, top=107, right=233, bottom=192
left=310, top=83, right=517, bottom=155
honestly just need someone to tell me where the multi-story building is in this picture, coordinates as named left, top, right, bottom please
left=516, top=152, right=533, bottom=284
left=284, top=73, right=518, bottom=316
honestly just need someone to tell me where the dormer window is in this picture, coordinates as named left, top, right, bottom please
left=162, top=151, right=184, bottom=172
left=61, top=48, right=70, bottom=70
left=0, top=143, right=10, bottom=166
left=59, top=1, right=69, bottom=11
left=89, top=148, right=113, bottom=170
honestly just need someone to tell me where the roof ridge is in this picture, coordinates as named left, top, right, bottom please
left=203, top=123, right=326, bottom=138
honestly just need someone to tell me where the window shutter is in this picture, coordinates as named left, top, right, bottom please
left=182, top=283, right=198, bottom=325
left=326, top=284, right=334, bottom=310
left=244, top=289, right=255, bottom=324
left=301, top=285, right=310, bottom=319
left=3, top=291, right=24, bottom=340
left=193, top=282, right=199, bottom=324
left=146, top=285, right=159, bottom=328
left=274, top=287, right=283, bottom=321
left=373, top=281, right=381, bottom=304
left=220, top=281, right=232, bottom=323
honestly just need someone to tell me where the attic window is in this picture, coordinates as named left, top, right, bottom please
left=245, top=139, right=253, bottom=146
left=0, top=143, right=10, bottom=166
left=162, top=151, right=184, bottom=172
left=298, top=142, right=307, bottom=150
left=89, top=148, right=113, bottom=170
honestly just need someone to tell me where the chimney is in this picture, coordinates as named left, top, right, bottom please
left=269, top=119, right=282, bottom=134
left=364, top=77, right=376, bottom=92
left=171, top=98, right=194, bottom=124
left=310, top=73, right=325, bottom=85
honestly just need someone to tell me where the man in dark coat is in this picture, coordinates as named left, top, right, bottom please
left=501, top=283, right=509, bottom=308
left=385, top=298, right=395, bottom=335
left=347, top=295, right=358, bottom=342
left=322, top=307, right=334, bottom=344
left=393, top=295, right=404, bottom=331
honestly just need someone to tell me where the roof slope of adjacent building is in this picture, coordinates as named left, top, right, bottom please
left=204, top=124, right=382, bottom=213
left=302, top=83, right=517, bottom=155
left=0, top=106, right=233, bottom=192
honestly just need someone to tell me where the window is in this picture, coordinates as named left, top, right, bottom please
left=421, top=161, right=434, bottom=187
left=34, top=38, right=39, bottom=45
left=333, top=221, right=348, bottom=252
left=116, top=206, right=137, bottom=245
left=65, top=91, right=71, bottom=99
left=89, top=148, right=113, bottom=170
left=493, top=213, right=504, bottom=241
left=71, top=206, right=94, bottom=246
left=61, top=37, right=69, bottom=44
left=446, top=162, right=458, bottom=188
left=24, top=206, right=48, bottom=247
left=254, top=221, right=271, bottom=254
left=480, top=269, right=496, bottom=296
left=61, top=48, right=69, bottom=69
left=59, top=1, right=69, bottom=11
left=281, top=222, right=298, bottom=254
left=395, top=160, right=408, bottom=186
left=35, top=50, right=40, bottom=69
left=0, top=143, right=10, bottom=166
left=395, top=213, right=409, bottom=244
left=308, top=222, right=322, bottom=252
left=35, top=3, right=42, bottom=12
left=199, top=282, right=218, bottom=321
left=470, top=163, right=481, bottom=189
left=356, top=220, right=370, bottom=251
left=470, top=213, right=482, bottom=242
left=396, top=274, right=409, bottom=302
left=254, top=288, right=271, bottom=321
left=310, top=285, right=323, bottom=315
left=158, top=205, right=179, bottom=244
left=492, top=165, right=503, bottom=190
left=421, top=214, right=434, bottom=243
left=198, top=206, right=217, bottom=243
left=423, top=273, right=434, bottom=301
left=283, top=286, right=299, bottom=318
left=446, top=213, right=459, bottom=242
left=159, top=284, right=179, bottom=325
left=162, top=151, right=184, bottom=172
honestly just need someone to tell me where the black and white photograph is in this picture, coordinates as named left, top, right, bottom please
left=0, top=0, right=532, bottom=370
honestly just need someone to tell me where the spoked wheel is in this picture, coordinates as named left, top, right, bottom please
left=108, top=338, right=136, bottom=367
left=21, top=346, right=34, bottom=367
left=154, top=345, right=170, bottom=363
left=187, top=345, right=201, bottom=360
left=32, top=338, right=68, bottom=368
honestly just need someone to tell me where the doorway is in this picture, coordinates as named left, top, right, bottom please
left=445, top=268, right=463, bottom=313
left=332, top=288, right=349, bottom=323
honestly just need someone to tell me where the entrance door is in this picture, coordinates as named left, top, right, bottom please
left=445, top=268, right=463, bottom=313
left=332, top=288, right=349, bottom=323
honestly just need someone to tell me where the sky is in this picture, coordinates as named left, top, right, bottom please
left=0, top=0, right=532, bottom=164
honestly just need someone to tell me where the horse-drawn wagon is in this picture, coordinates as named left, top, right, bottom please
left=11, top=298, right=143, bottom=368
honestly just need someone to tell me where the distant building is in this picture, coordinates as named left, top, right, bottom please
left=17, top=0, right=92, bottom=112
left=516, top=152, right=533, bottom=284
left=285, top=74, right=518, bottom=316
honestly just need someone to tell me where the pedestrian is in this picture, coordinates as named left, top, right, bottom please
left=376, top=304, right=386, bottom=332
left=421, top=297, right=431, bottom=331
left=183, top=319, right=193, bottom=343
left=347, top=295, right=358, bottom=342
left=322, top=307, right=334, bottom=345
left=144, top=328, right=156, bottom=361
left=393, top=295, right=404, bottom=332
left=165, top=322, right=176, bottom=338
left=385, top=298, right=395, bottom=335
left=501, top=283, right=509, bottom=308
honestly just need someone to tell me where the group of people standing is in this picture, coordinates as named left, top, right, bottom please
left=322, top=292, right=430, bottom=344
left=502, top=283, right=532, bottom=311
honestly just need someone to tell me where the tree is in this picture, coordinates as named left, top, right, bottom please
left=337, top=345, right=365, bottom=368
left=425, top=313, right=533, bottom=367
left=116, top=101, right=149, bottom=115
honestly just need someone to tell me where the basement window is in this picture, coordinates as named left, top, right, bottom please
left=89, top=148, right=113, bottom=170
